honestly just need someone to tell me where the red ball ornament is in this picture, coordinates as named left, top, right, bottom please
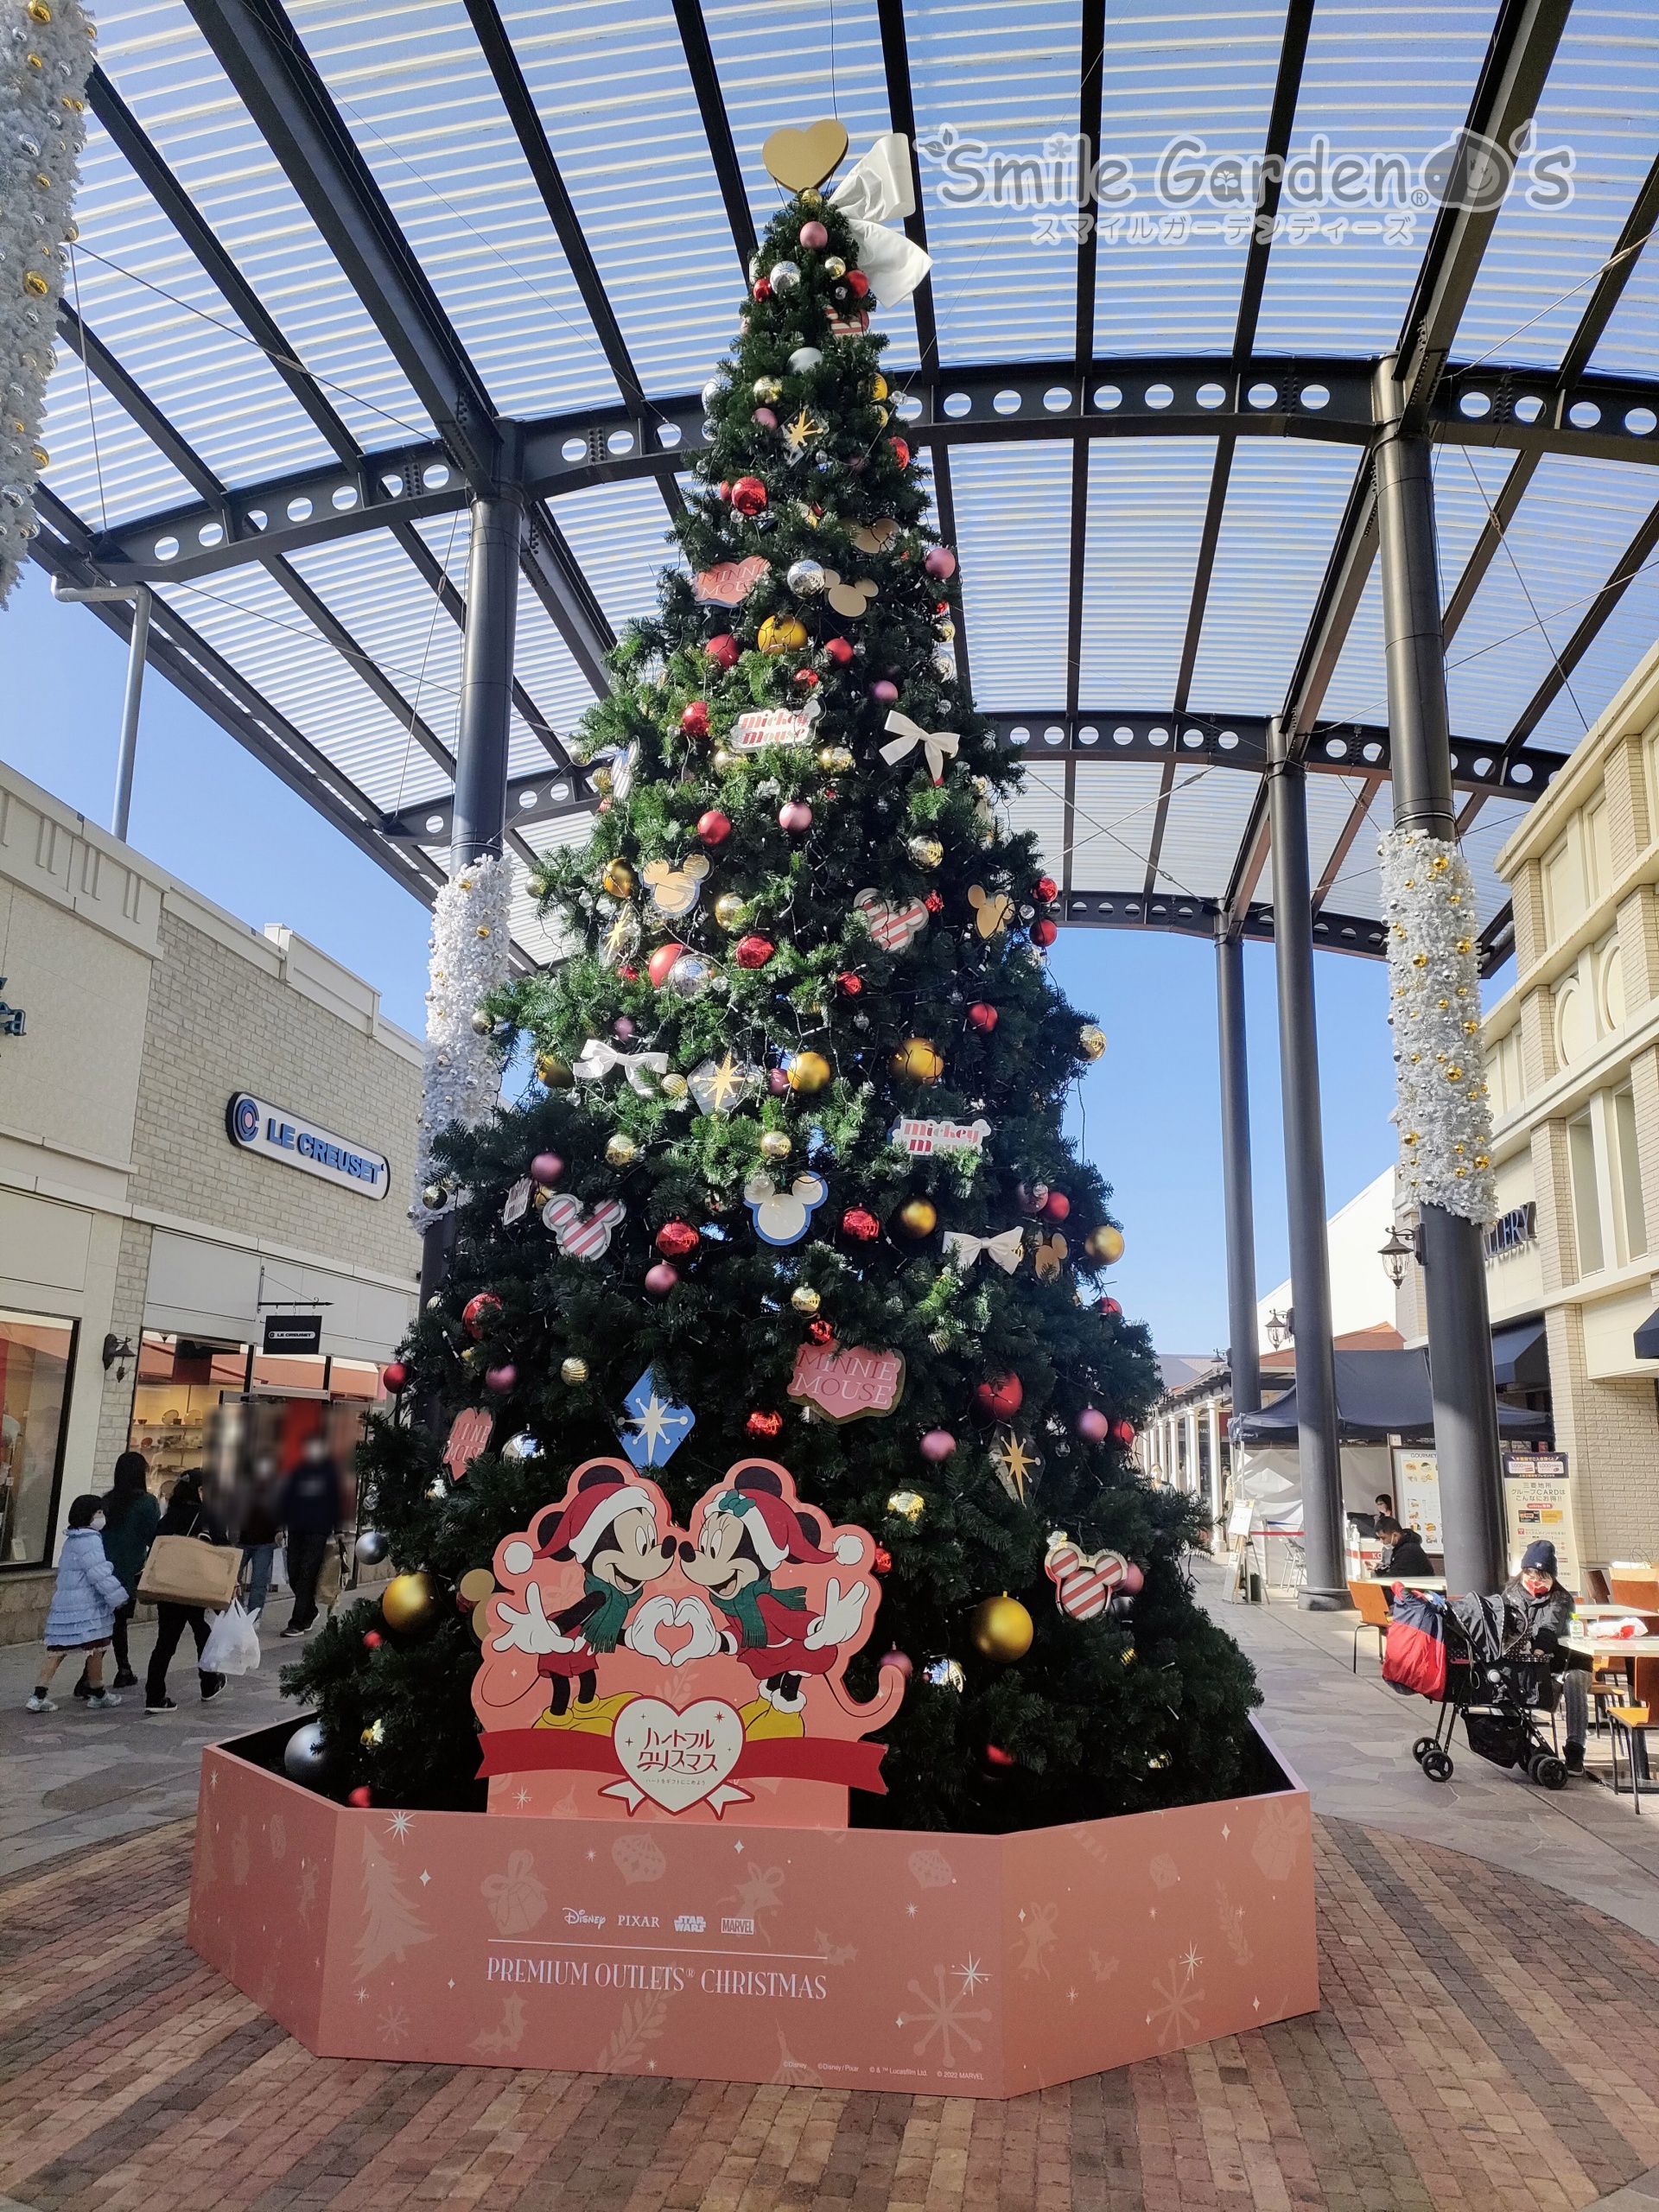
left=747, top=1408, right=784, bottom=1440
left=1101, top=1297, right=1122, bottom=1319
left=734, top=933, right=775, bottom=969
left=655, top=1220, right=700, bottom=1259
left=779, top=800, right=813, bottom=833
left=872, top=1547, right=893, bottom=1575
left=888, top=436, right=911, bottom=467
left=348, top=1785, right=373, bottom=1808
left=837, top=971, right=863, bottom=996
left=807, top=1318, right=836, bottom=1346
left=973, top=1372, right=1024, bottom=1421
left=1041, top=1191, right=1071, bottom=1221
left=1034, top=875, right=1059, bottom=904
left=696, top=809, right=732, bottom=846
left=924, top=544, right=957, bottom=580
left=530, top=1152, right=563, bottom=1185
left=1077, top=1407, right=1109, bottom=1443
left=1031, top=917, right=1058, bottom=948
left=967, top=1002, right=997, bottom=1033
left=462, top=1292, right=503, bottom=1339
left=847, top=269, right=870, bottom=297
left=1109, top=1416, right=1135, bottom=1448
left=715, top=480, right=732, bottom=501
left=645, top=1262, right=679, bottom=1297
left=648, top=942, right=689, bottom=988
left=924, top=890, right=944, bottom=913
left=382, top=1361, right=408, bottom=1393
left=753, top=276, right=772, bottom=301
left=485, top=1363, right=517, bottom=1393
left=363, top=1630, right=383, bottom=1650
left=823, top=636, right=855, bottom=666
left=842, top=1206, right=880, bottom=1243
left=794, top=668, right=819, bottom=688
left=984, top=1744, right=1016, bottom=1770
left=682, top=700, right=710, bottom=739
left=730, top=475, right=767, bottom=515
left=799, top=219, right=830, bottom=250
left=705, top=633, right=740, bottom=670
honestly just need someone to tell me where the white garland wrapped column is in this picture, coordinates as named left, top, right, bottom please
left=411, top=851, right=512, bottom=1227
left=0, top=0, right=93, bottom=606
left=1379, top=825, right=1497, bottom=1224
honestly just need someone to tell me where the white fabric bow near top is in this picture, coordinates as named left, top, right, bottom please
left=829, top=135, right=934, bottom=308
left=880, top=709, right=960, bottom=785
left=942, top=1227, right=1025, bottom=1275
left=572, top=1038, right=670, bottom=1093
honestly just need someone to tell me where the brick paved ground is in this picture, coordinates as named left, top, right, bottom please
left=5, top=1814, right=1659, bottom=2212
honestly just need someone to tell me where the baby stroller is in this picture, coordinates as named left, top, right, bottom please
left=1382, top=1586, right=1568, bottom=1790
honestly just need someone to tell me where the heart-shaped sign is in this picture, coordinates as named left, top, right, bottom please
left=612, top=1696, right=746, bottom=1815
left=762, top=118, right=849, bottom=194
left=854, top=886, right=928, bottom=952
left=788, top=1340, right=906, bottom=1422
left=1044, top=1532, right=1126, bottom=1621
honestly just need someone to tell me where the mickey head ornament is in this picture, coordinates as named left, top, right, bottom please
left=744, top=1169, right=830, bottom=1247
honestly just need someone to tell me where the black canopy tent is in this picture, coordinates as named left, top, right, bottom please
left=1232, top=1351, right=1552, bottom=1448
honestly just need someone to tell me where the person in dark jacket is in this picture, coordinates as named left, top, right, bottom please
left=1503, top=1538, right=1588, bottom=1773
left=279, top=1433, right=341, bottom=1636
left=75, top=1452, right=160, bottom=1694
left=144, top=1475, right=227, bottom=1713
left=1376, top=1516, right=1435, bottom=1580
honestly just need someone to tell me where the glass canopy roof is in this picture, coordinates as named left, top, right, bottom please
left=28, top=0, right=1659, bottom=967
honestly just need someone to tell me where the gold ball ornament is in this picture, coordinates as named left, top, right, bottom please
left=892, top=1037, right=944, bottom=1084
left=714, top=891, right=750, bottom=931
left=712, top=747, right=739, bottom=773
left=1087, top=1224, right=1126, bottom=1264
left=788, top=1050, right=832, bottom=1093
left=907, top=836, right=944, bottom=871
left=817, top=745, right=855, bottom=772
left=536, top=1053, right=574, bottom=1089
left=760, top=1129, right=793, bottom=1160
left=887, top=1489, right=926, bottom=1523
left=791, top=1284, right=822, bottom=1314
left=381, top=1572, right=439, bottom=1634
left=360, top=1719, right=385, bottom=1748
left=758, top=613, right=809, bottom=654
left=457, top=1567, right=496, bottom=1611
left=661, top=1071, right=690, bottom=1099
left=897, top=1197, right=938, bottom=1238
left=606, top=1132, right=638, bottom=1167
left=561, top=1355, right=590, bottom=1384
left=969, top=1593, right=1034, bottom=1663
left=1078, top=1024, right=1107, bottom=1061
left=601, top=858, right=637, bottom=897
left=823, top=255, right=846, bottom=278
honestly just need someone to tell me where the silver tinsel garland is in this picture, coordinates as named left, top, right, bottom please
left=411, top=851, right=512, bottom=1227
left=0, top=0, right=93, bottom=606
left=1379, top=824, right=1497, bottom=1224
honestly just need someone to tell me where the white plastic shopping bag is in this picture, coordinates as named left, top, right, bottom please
left=200, top=1598, right=263, bottom=1675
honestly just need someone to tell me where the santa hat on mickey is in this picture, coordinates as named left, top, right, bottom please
left=719, top=1465, right=862, bottom=1568
left=535, top=1468, right=653, bottom=1563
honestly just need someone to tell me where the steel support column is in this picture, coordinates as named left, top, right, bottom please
left=1267, top=715, right=1349, bottom=1607
left=1374, top=360, right=1507, bottom=1595
left=1216, top=928, right=1262, bottom=1423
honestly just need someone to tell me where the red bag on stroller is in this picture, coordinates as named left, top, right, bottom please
left=1382, top=1586, right=1447, bottom=1698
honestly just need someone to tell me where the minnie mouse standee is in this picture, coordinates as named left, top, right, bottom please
left=473, top=1459, right=905, bottom=1827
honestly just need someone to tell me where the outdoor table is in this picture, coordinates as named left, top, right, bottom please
left=1565, top=1634, right=1659, bottom=1783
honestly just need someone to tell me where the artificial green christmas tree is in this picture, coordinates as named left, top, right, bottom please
left=286, top=142, right=1259, bottom=1830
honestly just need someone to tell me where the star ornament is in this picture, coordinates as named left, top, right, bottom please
left=784, top=404, right=829, bottom=460
left=989, top=1426, right=1043, bottom=1503
left=620, top=1369, right=696, bottom=1468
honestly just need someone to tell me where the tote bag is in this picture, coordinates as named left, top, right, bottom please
left=137, top=1535, right=243, bottom=1609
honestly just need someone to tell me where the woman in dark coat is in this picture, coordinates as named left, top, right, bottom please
left=143, top=1475, right=226, bottom=1713
left=74, top=1451, right=158, bottom=1696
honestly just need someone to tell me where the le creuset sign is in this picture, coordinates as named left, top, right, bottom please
left=226, top=1092, right=389, bottom=1199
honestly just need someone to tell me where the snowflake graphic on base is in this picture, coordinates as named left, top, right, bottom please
left=899, top=1965, right=994, bottom=2065
left=385, top=1810, right=414, bottom=1843
left=1146, top=1955, right=1205, bottom=2048
left=377, top=2004, right=410, bottom=2046
left=953, top=1954, right=989, bottom=1994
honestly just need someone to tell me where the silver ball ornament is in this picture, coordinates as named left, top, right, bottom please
left=769, top=259, right=802, bottom=295
left=788, top=346, right=823, bottom=373
left=667, top=951, right=714, bottom=998
left=501, top=1432, right=541, bottom=1463
left=354, top=1529, right=390, bottom=1566
left=931, top=648, right=957, bottom=681
left=421, top=1182, right=447, bottom=1209
left=470, top=1007, right=493, bottom=1034
left=701, top=378, right=724, bottom=411
left=786, top=558, right=828, bottom=597
left=283, top=1719, right=331, bottom=1785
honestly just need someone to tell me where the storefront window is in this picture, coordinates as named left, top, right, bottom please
left=129, top=1332, right=249, bottom=1493
left=0, top=1308, right=77, bottom=1567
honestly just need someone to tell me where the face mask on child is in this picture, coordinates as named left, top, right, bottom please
left=92, top=1512, right=106, bottom=1531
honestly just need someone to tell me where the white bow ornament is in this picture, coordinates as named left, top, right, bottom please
left=829, top=135, right=934, bottom=309
left=880, top=709, right=959, bottom=786
left=572, top=1038, right=671, bottom=1094
left=942, top=1227, right=1025, bottom=1275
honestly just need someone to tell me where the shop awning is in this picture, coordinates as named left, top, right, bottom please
left=1491, top=1319, right=1549, bottom=1389
left=1634, top=1309, right=1659, bottom=1362
left=1231, top=1350, right=1553, bottom=1446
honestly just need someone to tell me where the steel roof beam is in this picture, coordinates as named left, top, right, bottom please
left=56, top=302, right=226, bottom=512
left=184, top=0, right=502, bottom=489
left=1501, top=488, right=1659, bottom=750
left=670, top=0, right=755, bottom=273
left=876, top=0, right=939, bottom=376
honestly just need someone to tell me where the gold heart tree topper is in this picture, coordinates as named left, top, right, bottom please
left=762, top=118, right=850, bottom=194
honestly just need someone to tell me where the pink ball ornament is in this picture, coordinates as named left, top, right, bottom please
left=799, top=219, right=830, bottom=250
left=768, top=1067, right=791, bottom=1096
left=612, top=1015, right=635, bottom=1041
left=924, top=545, right=957, bottom=580
left=645, top=1262, right=679, bottom=1297
left=779, top=800, right=813, bottom=833
left=1076, top=1408, right=1110, bottom=1443
left=485, top=1363, right=517, bottom=1394
left=880, top=1649, right=914, bottom=1680
left=870, top=679, right=899, bottom=705
left=753, top=406, right=777, bottom=428
left=1120, top=1562, right=1144, bottom=1595
left=530, top=1152, right=563, bottom=1185
left=920, top=1429, right=957, bottom=1462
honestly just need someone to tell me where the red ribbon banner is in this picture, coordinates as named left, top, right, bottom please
left=476, top=1726, right=887, bottom=1795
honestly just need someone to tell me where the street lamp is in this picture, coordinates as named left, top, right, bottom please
left=1378, top=1221, right=1418, bottom=1289
left=1264, top=1308, right=1291, bottom=1351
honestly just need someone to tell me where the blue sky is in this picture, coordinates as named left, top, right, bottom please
left=0, top=562, right=1408, bottom=1352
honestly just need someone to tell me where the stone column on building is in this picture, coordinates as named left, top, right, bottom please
left=1207, top=1395, right=1224, bottom=1537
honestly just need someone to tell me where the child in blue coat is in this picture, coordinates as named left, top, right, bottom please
left=29, top=1496, right=130, bottom=1712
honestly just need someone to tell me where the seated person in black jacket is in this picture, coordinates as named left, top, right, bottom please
left=1503, top=1537, right=1589, bottom=1775
left=1375, top=1516, right=1434, bottom=1580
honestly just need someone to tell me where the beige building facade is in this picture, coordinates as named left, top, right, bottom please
left=0, top=755, right=423, bottom=1639
left=1474, top=641, right=1659, bottom=1566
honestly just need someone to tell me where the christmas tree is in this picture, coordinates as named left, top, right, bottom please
left=285, top=141, right=1260, bottom=1831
